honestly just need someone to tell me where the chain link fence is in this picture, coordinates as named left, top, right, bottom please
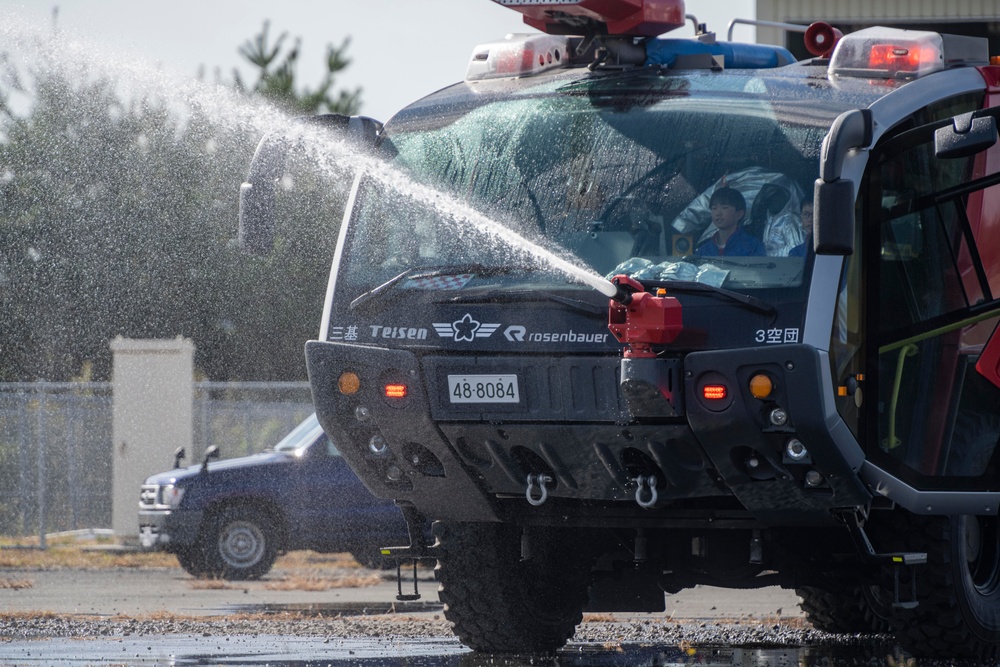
left=0, top=382, right=312, bottom=543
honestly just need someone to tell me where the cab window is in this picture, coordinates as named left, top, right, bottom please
left=868, top=106, right=1000, bottom=486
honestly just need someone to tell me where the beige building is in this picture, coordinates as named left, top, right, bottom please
left=754, top=1, right=1000, bottom=58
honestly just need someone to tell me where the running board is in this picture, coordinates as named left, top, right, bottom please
left=840, top=511, right=926, bottom=609
left=884, top=551, right=927, bottom=610
left=381, top=503, right=436, bottom=602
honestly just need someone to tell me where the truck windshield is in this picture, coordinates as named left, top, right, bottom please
left=339, top=71, right=851, bottom=303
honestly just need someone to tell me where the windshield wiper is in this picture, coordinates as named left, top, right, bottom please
left=349, top=264, right=532, bottom=312
left=438, top=289, right=605, bottom=318
left=657, top=281, right=777, bottom=317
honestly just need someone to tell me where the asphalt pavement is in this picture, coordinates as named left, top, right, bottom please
left=0, top=563, right=804, bottom=621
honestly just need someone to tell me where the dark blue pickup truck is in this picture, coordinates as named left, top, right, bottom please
left=138, top=414, right=411, bottom=579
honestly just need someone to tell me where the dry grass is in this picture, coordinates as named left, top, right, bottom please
left=187, top=578, right=232, bottom=590
left=263, top=573, right=383, bottom=591
left=0, top=577, right=34, bottom=590
left=582, top=612, right=617, bottom=623
left=0, top=533, right=178, bottom=569
left=0, top=544, right=178, bottom=570
left=0, top=535, right=368, bottom=573
left=0, top=610, right=62, bottom=621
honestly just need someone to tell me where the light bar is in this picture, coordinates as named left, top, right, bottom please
left=467, top=34, right=570, bottom=81
left=829, top=27, right=988, bottom=80
left=491, top=0, right=687, bottom=37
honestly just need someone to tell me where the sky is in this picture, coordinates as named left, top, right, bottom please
left=7, top=0, right=755, bottom=122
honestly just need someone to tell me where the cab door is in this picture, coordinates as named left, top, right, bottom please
left=864, top=107, right=1000, bottom=488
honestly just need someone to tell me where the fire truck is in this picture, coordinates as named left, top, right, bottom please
left=238, top=0, right=1000, bottom=658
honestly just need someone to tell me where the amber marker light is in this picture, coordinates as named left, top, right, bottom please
left=748, top=373, right=774, bottom=400
left=702, top=384, right=728, bottom=400
left=338, top=371, right=360, bottom=395
left=384, top=383, right=408, bottom=399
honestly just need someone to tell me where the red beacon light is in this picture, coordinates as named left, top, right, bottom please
left=490, top=0, right=686, bottom=37
left=828, top=27, right=988, bottom=80
left=467, top=34, right=571, bottom=81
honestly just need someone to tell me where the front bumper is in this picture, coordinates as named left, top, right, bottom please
left=307, top=340, right=871, bottom=526
left=137, top=509, right=203, bottom=550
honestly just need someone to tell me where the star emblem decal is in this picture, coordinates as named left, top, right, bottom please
left=433, top=313, right=501, bottom=342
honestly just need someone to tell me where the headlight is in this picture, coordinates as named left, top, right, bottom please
left=160, top=484, right=185, bottom=508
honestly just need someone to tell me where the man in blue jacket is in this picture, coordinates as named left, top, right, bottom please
left=695, top=187, right=766, bottom=257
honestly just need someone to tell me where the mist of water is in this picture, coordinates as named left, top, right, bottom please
left=0, top=10, right=617, bottom=300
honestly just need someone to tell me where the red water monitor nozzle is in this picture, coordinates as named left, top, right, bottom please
left=492, top=0, right=686, bottom=37
left=607, top=275, right=683, bottom=358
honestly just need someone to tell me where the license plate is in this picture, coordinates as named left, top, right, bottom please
left=138, top=526, right=158, bottom=548
left=448, top=374, right=520, bottom=403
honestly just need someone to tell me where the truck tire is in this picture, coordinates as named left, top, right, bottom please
left=175, top=547, right=209, bottom=577
left=196, top=506, right=280, bottom=580
left=433, top=521, right=592, bottom=654
left=796, top=585, right=892, bottom=634
left=880, top=511, right=1000, bottom=661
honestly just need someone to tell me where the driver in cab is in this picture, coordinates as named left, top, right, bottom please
left=694, top=187, right=766, bottom=257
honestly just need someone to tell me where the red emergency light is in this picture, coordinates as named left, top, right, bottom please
left=384, top=383, right=408, bottom=399
left=702, top=384, right=728, bottom=400
left=868, top=43, right=926, bottom=75
left=492, top=0, right=686, bottom=37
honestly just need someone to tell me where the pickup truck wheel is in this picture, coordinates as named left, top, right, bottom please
left=433, top=521, right=591, bottom=654
left=879, top=511, right=1000, bottom=661
left=199, top=507, right=279, bottom=580
left=175, top=547, right=209, bottom=577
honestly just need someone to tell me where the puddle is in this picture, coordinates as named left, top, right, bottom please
left=221, top=600, right=444, bottom=617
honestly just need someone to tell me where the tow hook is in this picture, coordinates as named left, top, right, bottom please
left=634, top=475, right=658, bottom=509
left=526, top=473, right=553, bottom=506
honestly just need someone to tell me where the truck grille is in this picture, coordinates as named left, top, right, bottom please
left=139, top=484, right=160, bottom=509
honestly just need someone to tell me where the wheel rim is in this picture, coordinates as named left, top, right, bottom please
left=218, top=520, right=265, bottom=569
left=966, top=515, right=1000, bottom=596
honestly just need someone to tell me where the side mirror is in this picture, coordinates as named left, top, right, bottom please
left=238, top=114, right=384, bottom=256
left=173, top=446, right=186, bottom=469
left=813, top=178, right=855, bottom=255
left=935, top=112, right=998, bottom=159
left=201, top=445, right=221, bottom=473
left=814, top=109, right=873, bottom=256
left=238, top=133, right=288, bottom=256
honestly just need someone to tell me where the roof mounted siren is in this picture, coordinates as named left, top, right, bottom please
left=491, top=0, right=687, bottom=37
left=804, top=22, right=843, bottom=58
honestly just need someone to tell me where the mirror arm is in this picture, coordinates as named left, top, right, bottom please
left=238, top=114, right=383, bottom=256
left=814, top=109, right=873, bottom=256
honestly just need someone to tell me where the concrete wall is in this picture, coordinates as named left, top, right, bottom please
left=110, top=337, right=194, bottom=539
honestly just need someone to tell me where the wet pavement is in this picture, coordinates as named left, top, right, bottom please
left=0, top=566, right=801, bottom=619
left=0, top=566, right=972, bottom=666
left=0, top=635, right=936, bottom=667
